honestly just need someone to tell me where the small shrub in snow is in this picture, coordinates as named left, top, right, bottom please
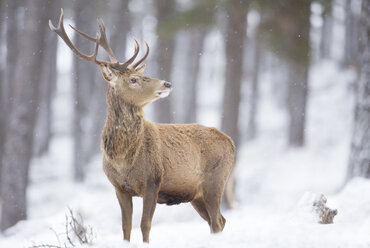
left=312, top=194, right=338, bottom=224
left=298, top=192, right=338, bottom=224
left=30, top=209, right=94, bottom=248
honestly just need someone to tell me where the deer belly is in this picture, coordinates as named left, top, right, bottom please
left=157, top=176, right=200, bottom=205
left=157, top=190, right=196, bottom=205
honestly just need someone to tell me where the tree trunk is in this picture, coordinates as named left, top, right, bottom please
left=34, top=0, right=59, bottom=157
left=221, top=0, right=249, bottom=209
left=344, top=0, right=361, bottom=68
left=0, top=0, right=21, bottom=191
left=320, top=11, right=333, bottom=59
left=72, top=0, right=98, bottom=181
left=347, top=0, right=370, bottom=179
left=246, top=28, right=261, bottom=141
left=184, top=30, right=205, bottom=123
left=285, top=1, right=311, bottom=147
left=1, top=0, right=48, bottom=230
left=0, top=0, right=5, bottom=190
left=152, top=0, right=176, bottom=123
left=287, top=62, right=308, bottom=146
left=4, top=0, right=19, bottom=99
left=110, top=0, right=130, bottom=62
left=221, top=0, right=248, bottom=150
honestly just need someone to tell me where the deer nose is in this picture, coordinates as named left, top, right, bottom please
left=164, top=81, right=172, bottom=88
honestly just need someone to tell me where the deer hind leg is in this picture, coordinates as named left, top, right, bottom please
left=202, top=156, right=233, bottom=233
left=203, top=190, right=226, bottom=233
left=191, top=197, right=211, bottom=225
left=115, top=188, right=133, bottom=241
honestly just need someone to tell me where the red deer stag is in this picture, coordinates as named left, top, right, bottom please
left=49, top=9, right=235, bottom=243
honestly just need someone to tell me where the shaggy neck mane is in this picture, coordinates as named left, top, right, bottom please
left=102, top=86, right=144, bottom=162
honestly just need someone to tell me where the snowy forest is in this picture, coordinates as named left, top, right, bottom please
left=0, top=0, right=369, bottom=247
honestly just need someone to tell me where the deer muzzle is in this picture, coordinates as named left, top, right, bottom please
left=155, top=81, right=172, bottom=98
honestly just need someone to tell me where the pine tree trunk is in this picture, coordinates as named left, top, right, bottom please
left=34, top=0, right=59, bottom=157
left=153, top=0, right=175, bottom=123
left=0, top=0, right=5, bottom=190
left=110, top=0, right=129, bottom=62
left=287, top=62, right=308, bottom=146
left=320, top=11, right=333, bottom=59
left=221, top=0, right=249, bottom=209
left=184, top=31, right=205, bottom=123
left=72, top=1, right=98, bottom=181
left=285, top=0, right=311, bottom=147
left=347, top=0, right=370, bottom=179
left=0, top=0, right=48, bottom=230
left=0, top=0, right=21, bottom=190
left=4, top=0, right=19, bottom=99
left=344, top=0, right=361, bottom=67
left=221, top=0, right=248, bottom=149
left=246, top=29, right=261, bottom=141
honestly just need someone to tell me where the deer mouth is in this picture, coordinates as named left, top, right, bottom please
left=155, top=89, right=172, bottom=98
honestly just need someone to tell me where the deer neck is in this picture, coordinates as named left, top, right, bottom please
left=102, top=86, right=144, bottom=162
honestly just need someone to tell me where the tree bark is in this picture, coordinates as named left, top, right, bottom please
left=110, top=0, right=130, bottom=62
left=287, top=62, right=308, bottom=146
left=221, top=0, right=249, bottom=209
left=0, top=0, right=5, bottom=190
left=221, top=0, right=248, bottom=150
left=344, top=0, right=361, bottom=68
left=246, top=28, right=261, bottom=141
left=1, top=0, right=49, bottom=230
left=184, top=31, right=205, bottom=123
left=0, top=0, right=21, bottom=191
left=4, top=0, right=19, bottom=98
left=284, top=0, right=311, bottom=147
left=152, top=0, right=176, bottom=123
left=320, top=11, right=333, bottom=59
left=72, top=1, right=99, bottom=181
left=34, top=0, right=59, bottom=157
left=347, top=0, right=370, bottom=179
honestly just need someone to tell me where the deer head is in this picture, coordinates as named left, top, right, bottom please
left=49, top=9, right=172, bottom=107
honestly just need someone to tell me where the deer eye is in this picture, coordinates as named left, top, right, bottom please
left=130, top=78, right=137, bottom=84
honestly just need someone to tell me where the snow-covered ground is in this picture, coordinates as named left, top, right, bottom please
left=1, top=60, right=369, bottom=248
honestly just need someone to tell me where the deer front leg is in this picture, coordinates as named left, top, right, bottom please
left=115, top=188, right=133, bottom=241
left=141, top=179, right=160, bottom=243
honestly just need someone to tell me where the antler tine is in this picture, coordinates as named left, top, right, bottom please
left=49, top=8, right=100, bottom=63
left=120, top=38, right=140, bottom=69
left=132, top=41, right=150, bottom=69
left=69, top=19, right=118, bottom=63
left=97, top=18, right=117, bottom=62
left=92, top=33, right=101, bottom=63
left=69, top=24, right=96, bottom=42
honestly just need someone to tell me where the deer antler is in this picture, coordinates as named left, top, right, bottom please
left=49, top=9, right=101, bottom=64
left=49, top=9, right=149, bottom=72
left=70, top=18, right=119, bottom=62
left=132, top=41, right=150, bottom=70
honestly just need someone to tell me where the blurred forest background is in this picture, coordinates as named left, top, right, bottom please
left=0, top=0, right=369, bottom=234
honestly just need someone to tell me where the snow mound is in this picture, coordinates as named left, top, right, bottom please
left=331, top=178, right=370, bottom=223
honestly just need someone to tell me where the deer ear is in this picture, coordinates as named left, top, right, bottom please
left=100, top=65, right=117, bottom=86
left=135, top=64, right=146, bottom=74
